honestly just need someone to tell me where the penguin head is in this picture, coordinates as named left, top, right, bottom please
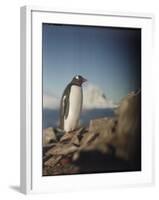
left=71, top=75, right=87, bottom=86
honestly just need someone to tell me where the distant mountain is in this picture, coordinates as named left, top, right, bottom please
left=83, top=84, right=116, bottom=109
left=43, top=83, right=116, bottom=110
left=43, top=95, right=60, bottom=109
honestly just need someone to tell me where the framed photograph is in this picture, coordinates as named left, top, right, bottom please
left=20, top=6, right=154, bottom=194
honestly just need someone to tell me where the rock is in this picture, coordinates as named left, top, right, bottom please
left=71, top=135, right=80, bottom=146
left=54, top=128, right=65, bottom=140
left=43, top=127, right=57, bottom=145
left=43, top=154, right=52, bottom=163
left=44, top=155, right=62, bottom=167
left=46, top=143, right=79, bottom=156
left=88, top=117, right=117, bottom=146
left=89, top=117, right=108, bottom=132
left=80, top=132, right=99, bottom=148
left=79, top=130, right=111, bottom=154
left=113, top=90, right=141, bottom=163
left=60, top=131, right=74, bottom=143
left=60, top=157, right=71, bottom=165
left=74, top=127, right=86, bottom=142
left=72, top=152, right=80, bottom=161
left=76, top=127, right=85, bottom=136
left=60, top=127, right=85, bottom=144
left=43, top=143, right=57, bottom=155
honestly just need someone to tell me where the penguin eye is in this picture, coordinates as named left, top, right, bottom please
left=75, top=76, right=79, bottom=80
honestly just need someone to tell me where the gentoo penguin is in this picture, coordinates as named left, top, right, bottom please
left=59, top=75, right=87, bottom=132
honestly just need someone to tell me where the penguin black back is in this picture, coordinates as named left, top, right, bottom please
left=59, top=83, right=71, bottom=129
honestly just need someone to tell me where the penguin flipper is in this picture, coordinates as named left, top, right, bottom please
left=63, top=94, right=69, bottom=119
left=60, top=84, right=70, bottom=129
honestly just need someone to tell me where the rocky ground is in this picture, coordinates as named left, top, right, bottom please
left=43, top=90, right=141, bottom=176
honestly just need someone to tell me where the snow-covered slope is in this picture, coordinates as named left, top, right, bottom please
left=83, top=84, right=115, bottom=109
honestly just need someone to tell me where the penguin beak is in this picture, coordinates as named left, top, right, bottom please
left=82, top=77, right=87, bottom=83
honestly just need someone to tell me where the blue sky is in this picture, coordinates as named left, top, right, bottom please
left=42, top=23, right=141, bottom=103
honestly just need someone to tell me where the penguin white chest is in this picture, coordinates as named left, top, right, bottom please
left=64, top=86, right=82, bottom=132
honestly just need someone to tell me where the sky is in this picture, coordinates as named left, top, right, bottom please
left=42, top=23, right=141, bottom=104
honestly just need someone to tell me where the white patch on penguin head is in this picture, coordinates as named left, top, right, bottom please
left=75, top=75, right=79, bottom=80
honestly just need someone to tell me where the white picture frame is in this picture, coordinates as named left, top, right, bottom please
left=20, top=6, right=154, bottom=194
